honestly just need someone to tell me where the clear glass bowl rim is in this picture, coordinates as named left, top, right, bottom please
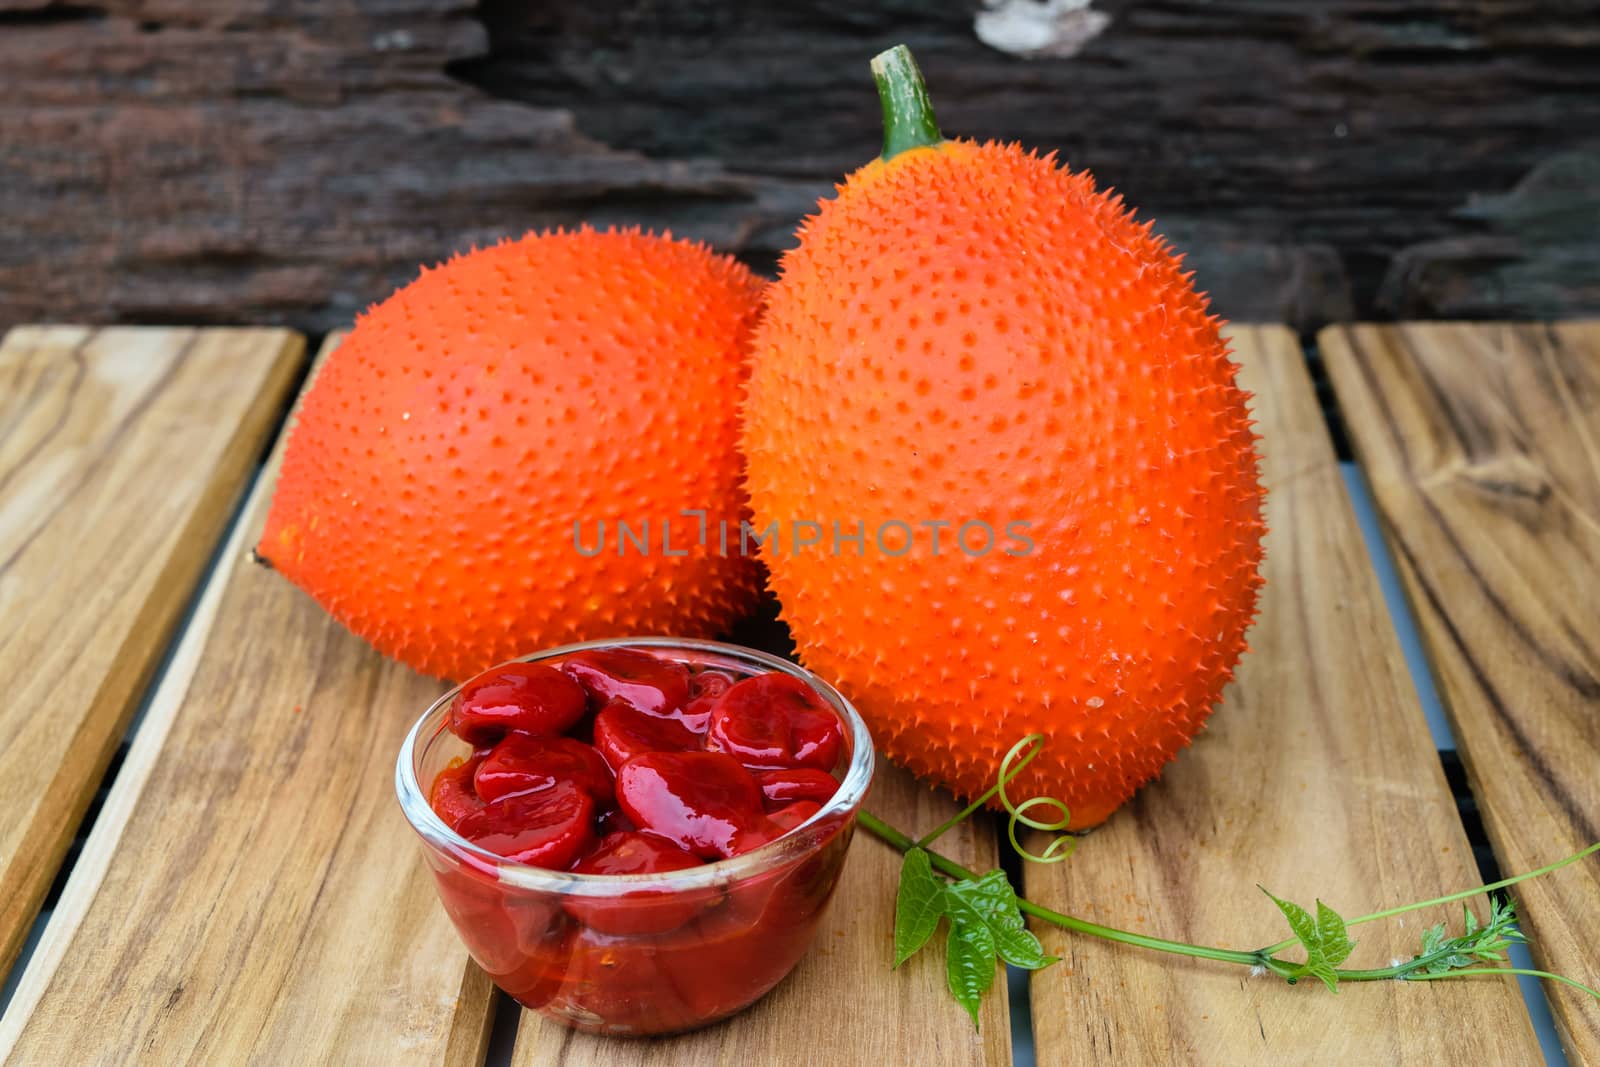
left=395, top=636, right=875, bottom=897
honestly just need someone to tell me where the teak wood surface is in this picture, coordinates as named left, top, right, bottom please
left=1024, top=326, right=1542, bottom=1065
left=1323, top=321, right=1600, bottom=1062
left=0, top=322, right=1592, bottom=1065
left=0, top=334, right=497, bottom=1066
left=0, top=326, right=302, bottom=980
left=0, top=328, right=1010, bottom=1065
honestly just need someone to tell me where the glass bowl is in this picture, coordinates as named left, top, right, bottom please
left=395, top=637, right=875, bottom=1036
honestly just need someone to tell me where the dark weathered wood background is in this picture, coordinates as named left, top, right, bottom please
left=1, top=0, right=1596, bottom=336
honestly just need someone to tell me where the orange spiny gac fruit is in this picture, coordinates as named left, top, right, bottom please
left=740, top=47, right=1265, bottom=826
left=259, top=228, right=765, bottom=681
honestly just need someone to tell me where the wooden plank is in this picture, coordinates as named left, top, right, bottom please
left=1023, top=326, right=1542, bottom=1065
left=0, top=334, right=496, bottom=1066
left=1322, top=321, right=1600, bottom=1061
left=0, top=325, right=303, bottom=979
left=511, top=759, right=1011, bottom=1065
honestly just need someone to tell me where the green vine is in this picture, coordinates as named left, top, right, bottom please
left=860, top=738, right=1600, bottom=1028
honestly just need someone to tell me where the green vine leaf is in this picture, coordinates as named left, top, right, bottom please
left=1262, top=889, right=1317, bottom=954
left=946, top=870, right=1057, bottom=970
left=1409, top=896, right=1524, bottom=977
left=1315, top=899, right=1355, bottom=967
left=894, top=848, right=945, bottom=967
left=944, top=911, right=997, bottom=1028
left=1261, top=888, right=1344, bottom=992
left=1306, top=960, right=1339, bottom=991
left=943, top=889, right=991, bottom=939
left=889, top=847, right=1058, bottom=1026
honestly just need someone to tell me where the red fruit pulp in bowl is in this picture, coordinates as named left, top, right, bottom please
left=454, top=781, right=596, bottom=868
left=450, top=662, right=588, bottom=744
left=756, top=768, right=842, bottom=808
left=409, top=643, right=860, bottom=1036
left=615, top=751, right=767, bottom=859
left=592, top=700, right=701, bottom=771
left=561, top=647, right=692, bottom=716
left=706, top=673, right=843, bottom=771
left=475, top=735, right=616, bottom=807
left=565, top=831, right=703, bottom=935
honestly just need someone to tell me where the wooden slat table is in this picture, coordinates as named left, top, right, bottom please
left=0, top=323, right=1593, bottom=1065
left=1026, top=327, right=1540, bottom=1065
left=0, top=335, right=493, bottom=1066
left=0, top=327, right=303, bottom=979
left=1322, top=322, right=1600, bottom=1062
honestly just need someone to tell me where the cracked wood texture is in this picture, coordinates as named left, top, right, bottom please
left=0, top=326, right=302, bottom=981
left=1322, top=321, right=1600, bottom=1062
left=0, top=333, right=498, bottom=1066
left=2, top=0, right=1598, bottom=334
left=511, top=759, right=1010, bottom=1066
left=1023, top=326, right=1543, bottom=1066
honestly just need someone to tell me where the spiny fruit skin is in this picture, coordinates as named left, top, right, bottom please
left=259, top=228, right=765, bottom=681
left=741, top=141, right=1265, bottom=827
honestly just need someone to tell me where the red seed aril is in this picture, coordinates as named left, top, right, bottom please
left=616, top=751, right=765, bottom=859
left=456, top=780, right=595, bottom=868
left=767, top=800, right=823, bottom=834
left=755, top=768, right=839, bottom=808
left=475, top=735, right=615, bottom=807
left=429, top=757, right=485, bottom=831
left=676, top=696, right=718, bottom=735
left=430, top=866, right=525, bottom=976
left=572, top=831, right=704, bottom=876
left=691, top=670, right=736, bottom=697
left=492, top=921, right=577, bottom=1011
left=675, top=669, right=738, bottom=733
left=706, top=673, right=844, bottom=771
left=549, top=927, right=700, bottom=1031
left=562, top=648, right=691, bottom=716
left=731, top=800, right=824, bottom=854
left=450, top=662, right=589, bottom=745
left=566, top=831, right=705, bottom=935
left=593, top=700, right=701, bottom=774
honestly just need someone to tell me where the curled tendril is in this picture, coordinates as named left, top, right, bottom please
left=995, top=735, right=1077, bottom=865
left=912, top=733, right=1077, bottom=865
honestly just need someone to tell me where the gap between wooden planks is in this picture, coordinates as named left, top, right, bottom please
left=1024, top=326, right=1544, bottom=1066
left=1322, top=321, right=1600, bottom=1063
left=0, top=326, right=303, bottom=982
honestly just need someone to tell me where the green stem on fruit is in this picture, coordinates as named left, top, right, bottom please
left=871, top=45, right=944, bottom=160
left=1253, top=839, right=1600, bottom=957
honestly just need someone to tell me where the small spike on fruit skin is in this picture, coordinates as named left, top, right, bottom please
left=258, top=227, right=766, bottom=681
left=741, top=49, right=1266, bottom=827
